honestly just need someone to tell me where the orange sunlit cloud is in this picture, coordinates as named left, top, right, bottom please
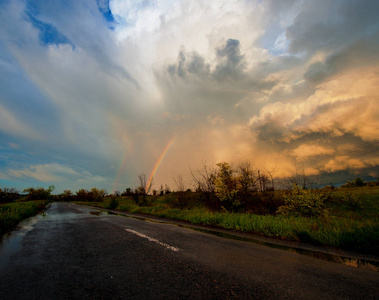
left=0, top=0, right=378, bottom=192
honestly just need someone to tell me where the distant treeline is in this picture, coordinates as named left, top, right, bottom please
left=2, top=161, right=378, bottom=217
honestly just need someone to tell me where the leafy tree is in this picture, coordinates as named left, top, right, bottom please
left=76, top=189, right=91, bottom=201
left=121, top=188, right=132, bottom=196
left=214, top=162, right=240, bottom=211
left=354, top=177, right=364, bottom=187
left=90, top=187, right=106, bottom=202
left=23, top=185, right=54, bottom=201
left=0, top=188, right=20, bottom=203
left=60, top=190, right=74, bottom=201
left=235, top=162, right=258, bottom=207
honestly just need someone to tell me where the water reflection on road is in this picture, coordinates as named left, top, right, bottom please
left=0, top=203, right=105, bottom=270
left=1, top=203, right=378, bottom=272
left=0, top=214, right=41, bottom=270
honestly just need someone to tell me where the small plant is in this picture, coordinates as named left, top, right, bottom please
left=343, top=191, right=364, bottom=210
left=277, top=184, right=328, bottom=217
left=107, top=196, right=119, bottom=210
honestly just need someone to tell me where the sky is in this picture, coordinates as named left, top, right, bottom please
left=0, top=0, right=378, bottom=194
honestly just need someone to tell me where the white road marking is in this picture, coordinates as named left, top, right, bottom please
left=125, top=229, right=182, bottom=252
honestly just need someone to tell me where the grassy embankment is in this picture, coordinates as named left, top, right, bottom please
left=0, top=201, right=48, bottom=236
left=76, top=187, right=379, bottom=255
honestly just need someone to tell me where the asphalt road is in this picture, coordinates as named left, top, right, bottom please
left=0, top=202, right=378, bottom=299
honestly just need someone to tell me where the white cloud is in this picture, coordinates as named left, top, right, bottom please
left=0, top=104, right=43, bottom=140
left=8, top=164, right=78, bottom=182
left=0, top=0, right=378, bottom=191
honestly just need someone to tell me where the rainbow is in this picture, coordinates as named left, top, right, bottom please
left=112, top=151, right=130, bottom=194
left=146, top=135, right=176, bottom=192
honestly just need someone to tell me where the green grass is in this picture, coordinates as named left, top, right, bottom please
left=75, top=187, right=379, bottom=255
left=0, top=201, right=48, bottom=236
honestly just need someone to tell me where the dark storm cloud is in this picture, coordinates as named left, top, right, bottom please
left=167, top=39, right=247, bottom=81
left=213, top=39, right=245, bottom=81
left=1, top=0, right=378, bottom=192
left=177, top=51, right=186, bottom=77
left=168, top=50, right=210, bottom=77
left=187, top=53, right=209, bottom=75
left=304, top=36, right=379, bottom=84
left=287, top=0, right=379, bottom=55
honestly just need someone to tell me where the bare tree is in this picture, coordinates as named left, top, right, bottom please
left=173, top=174, right=186, bottom=192
left=190, top=161, right=216, bottom=193
left=164, top=184, right=171, bottom=194
left=237, top=162, right=257, bottom=194
left=136, top=174, right=153, bottom=206
left=138, top=174, right=153, bottom=195
left=280, top=167, right=319, bottom=190
left=173, top=174, right=187, bottom=208
left=190, top=161, right=218, bottom=209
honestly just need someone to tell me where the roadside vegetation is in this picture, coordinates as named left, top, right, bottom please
left=72, top=162, right=378, bottom=255
left=0, top=186, right=53, bottom=236
left=1, top=162, right=378, bottom=255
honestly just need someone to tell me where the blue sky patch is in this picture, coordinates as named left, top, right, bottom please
left=97, top=0, right=115, bottom=23
left=25, top=10, right=73, bottom=47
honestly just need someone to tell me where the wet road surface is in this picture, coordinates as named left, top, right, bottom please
left=0, top=202, right=378, bottom=299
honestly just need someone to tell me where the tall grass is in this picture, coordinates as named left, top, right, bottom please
left=0, top=201, right=47, bottom=236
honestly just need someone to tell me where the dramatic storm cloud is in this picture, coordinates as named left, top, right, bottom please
left=1, top=0, right=378, bottom=193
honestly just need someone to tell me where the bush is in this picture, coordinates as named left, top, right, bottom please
left=214, top=162, right=240, bottom=211
left=0, top=188, right=19, bottom=203
left=107, top=196, right=119, bottom=210
left=91, top=187, right=106, bottom=202
left=342, top=191, right=365, bottom=210
left=354, top=177, right=364, bottom=186
left=75, top=188, right=106, bottom=202
left=277, top=185, right=328, bottom=217
left=58, top=190, right=74, bottom=201
left=23, top=185, right=54, bottom=201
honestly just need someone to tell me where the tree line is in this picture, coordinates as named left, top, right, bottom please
left=1, top=161, right=378, bottom=217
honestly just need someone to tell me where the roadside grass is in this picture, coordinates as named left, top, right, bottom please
left=75, top=187, right=379, bottom=255
left=0, top=201, right=48, bottom=236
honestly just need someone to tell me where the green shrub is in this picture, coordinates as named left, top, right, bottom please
left=0, top=188, right=19, bottom=203
left=342, top=191, right=364, bottom=210
left=107, top=196, right=119, bottom=210
left=75, top=188, right=106, bottom=202
left=277, top=185, right=328, bottom=217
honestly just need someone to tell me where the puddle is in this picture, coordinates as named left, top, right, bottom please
left=90, top=211, right=102, bottom=216
left=104, top=210, right=379, bottom=272
left=89, top=211, right=110, bottom=216
left=0, top=214, right=42, bottom=270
